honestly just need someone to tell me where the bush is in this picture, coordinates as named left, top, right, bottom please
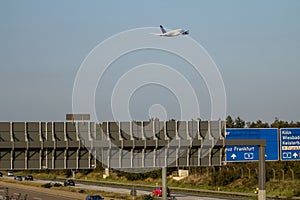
left=79, top=189, right=85, bottom=193
left=80, top=169, right=93, bottom=175
left=120, top=169, right=163, bottom=181
left=209, top=169, right=241, bottom=186
left=142, top=194, right=154, bottom=200
left=63, top=169, right=72, bottom=178
left=145, top=170, right=161, bottom=179
left=124, top=172, right=144, bottom=181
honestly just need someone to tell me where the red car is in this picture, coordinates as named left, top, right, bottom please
left=152, top=186, right=171, bottom=197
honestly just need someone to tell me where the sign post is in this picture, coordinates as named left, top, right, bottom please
left=258, top=144, right=266, bottom=200
left=226, top=140, right=266, bottom=200
left=162, top=167, right=167, bottom=200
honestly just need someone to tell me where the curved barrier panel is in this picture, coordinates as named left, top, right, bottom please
left=0, top=120, right=225, bottom=170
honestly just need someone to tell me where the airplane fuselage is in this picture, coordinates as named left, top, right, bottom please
left=162, top=29, right=185, bottom=36
left=152, top=25, right=189, bottom=37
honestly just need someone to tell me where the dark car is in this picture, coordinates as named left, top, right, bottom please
left=64, top=179, right=75, bottom=186
left=25, top=175, right=33, bottom=181
left=14, top=175, right=22, bottom=181
left=0, top=172, right=3, bottom=177
left=85, top=195, right=104, bottom=200
left=152, top=186, right=171, bottom=197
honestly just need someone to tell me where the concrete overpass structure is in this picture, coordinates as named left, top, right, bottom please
left=0, top=120, right=225, bottom=170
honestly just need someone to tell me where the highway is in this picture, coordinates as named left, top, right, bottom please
left=0, top=176, right=248, bottom=200
left=31, top=178, right=246, bottom=199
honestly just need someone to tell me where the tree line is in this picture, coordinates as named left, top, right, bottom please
left=226, top=116, right=300, bottom=128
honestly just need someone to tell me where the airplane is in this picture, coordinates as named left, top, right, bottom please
left=152, top=25, right=189, bottom=37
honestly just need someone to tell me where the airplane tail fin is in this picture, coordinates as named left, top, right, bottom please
left=160, top=25, right=166, bottom=34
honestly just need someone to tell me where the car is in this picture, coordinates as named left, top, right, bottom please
left=85, top=195, right=104, bottom=200
left=14, top=175, right=22, bottom=181
left=152, top=186, right=171, bottom=197
left=25, top=175, right=33, bottom=181
left=7, top=171, right=14, bottom=176
left=64, top=179, right=75, bottom=186
left=0, top=172, right=3, bottom=177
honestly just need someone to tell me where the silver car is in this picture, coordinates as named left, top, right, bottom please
left=7, top=171, right=13, bottom=176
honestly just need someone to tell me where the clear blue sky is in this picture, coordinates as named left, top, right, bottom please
left=0, top=0, right=299, bottom=122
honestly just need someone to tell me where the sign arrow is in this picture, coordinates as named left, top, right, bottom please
left=293, top=153, right=298, bottom=158
left=231, top=154, right=237, bottom=160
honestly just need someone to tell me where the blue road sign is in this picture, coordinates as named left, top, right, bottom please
left=280, top=128, right=300, bottom=161
left=226, top=128, right=279, bottom=162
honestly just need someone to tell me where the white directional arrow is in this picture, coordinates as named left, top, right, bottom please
left=231, top=154, right=237, bottom=160
left=293, top=153, right=298, bottom=158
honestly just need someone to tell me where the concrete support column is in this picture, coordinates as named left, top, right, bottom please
left=258, top=145, right=266, bottom=200
left=162, top=166, right=167, bottom=200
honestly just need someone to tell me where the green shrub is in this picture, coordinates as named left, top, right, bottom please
left=142, top=194, right=154, bottom=200
left=63, top=169, right=72, bottom=177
